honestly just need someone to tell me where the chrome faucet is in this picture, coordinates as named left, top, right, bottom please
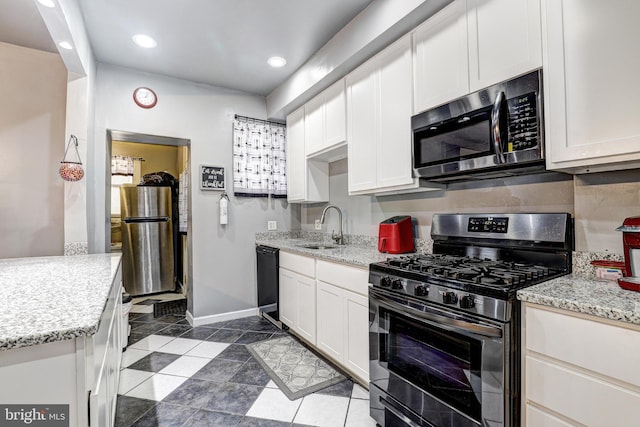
left=320, top=205, right=345, bottom=245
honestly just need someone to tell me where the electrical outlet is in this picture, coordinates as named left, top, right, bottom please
left=314, top=219, right=322, bottom=230
left=267, top=220, right=277, bottom=231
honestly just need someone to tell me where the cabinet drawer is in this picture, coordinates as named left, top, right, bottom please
left=316, top=260, right=369, bottom=296
left=280, top=251, right=315, bottom=277
left=526, top=403, right=577, bottom=427
left=526, top=355, right=640, bottom=426
left=525, top=305, right=640, bottom=387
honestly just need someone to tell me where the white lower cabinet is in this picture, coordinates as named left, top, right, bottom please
left=278, top=252, right=370, bottom=384
left=316, top=260, right=370, bottom=384
left=279, top=251, right=316, bottom=344
left=522, top=303, right=640, bottom=426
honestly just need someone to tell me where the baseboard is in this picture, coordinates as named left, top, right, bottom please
left=186, top=307, right=259, bottom=327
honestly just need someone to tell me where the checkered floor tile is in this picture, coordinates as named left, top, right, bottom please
left=116, top=294, right=375, bottom=427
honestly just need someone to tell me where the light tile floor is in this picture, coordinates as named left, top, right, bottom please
left=116, top=293, right=376, bottom=427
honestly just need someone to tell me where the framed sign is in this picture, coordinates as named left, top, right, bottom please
left=200, top=165, right=226, bottom=190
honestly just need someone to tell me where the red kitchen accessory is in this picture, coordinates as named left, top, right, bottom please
left=378, top=216, right=415, bottom=254
left=616, top=216, right=640, bottom=292
left=59, top=134, right=84, bottom=182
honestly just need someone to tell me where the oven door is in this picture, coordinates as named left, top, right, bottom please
left=369, top=287, right=508, bottom=427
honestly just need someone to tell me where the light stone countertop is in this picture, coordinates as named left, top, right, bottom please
left=0, top=253, right=122, bottom=351
left=255, top=238, right=397, bottom=268
left=517, top=275, right=640, bottom=325
left=258, top=234, right=640, bottom=326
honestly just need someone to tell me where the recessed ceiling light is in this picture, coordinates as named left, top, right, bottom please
left=267, top=56, right=287, bottom=68
left=132, top=34, right=157, bottom=48
left=37, top=0, right=55, bottom=7
left=58, top=41, right=73, bottom=50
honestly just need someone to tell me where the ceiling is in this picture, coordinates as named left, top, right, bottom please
left=1, top=0, right=374, bottom=96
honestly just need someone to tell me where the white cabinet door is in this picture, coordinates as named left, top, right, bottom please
left=323, top=80, right=347, bottom=148
left=296, top=274, right=316, bottom=344
left=543, top=0, right=640, bottom=173
left=286, top=107, right=306, bottom=202
left=343, top=290, right=369, bottom=383
left=467, top=0, right=542, bottom=91
left=347, top=34, right=431, bottom=195
left=378, top=35, right=414, bottom=189
left=413, top=0, right=469, bottom=114
left=346, top=61, right=378, bottom=193
left=304, top=95, right=324, bottom=155
left=316, top=281, right=344, bottom=361
left=286, top=107, right=329, bottom=203
left=279, top=268, right=297, bottom=329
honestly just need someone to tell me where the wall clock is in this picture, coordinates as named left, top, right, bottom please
left=133, top=87, right=158, bottom=109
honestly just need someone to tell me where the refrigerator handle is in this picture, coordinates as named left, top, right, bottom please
left=123, top=216, right=170, bottom=224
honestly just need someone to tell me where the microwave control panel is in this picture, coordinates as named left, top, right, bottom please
left=507, top=91, right=538, bottom=151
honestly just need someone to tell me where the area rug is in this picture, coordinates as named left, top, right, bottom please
left=153, top=298, right=187, bottom=317
left=247, top=335, right=346, bottom=400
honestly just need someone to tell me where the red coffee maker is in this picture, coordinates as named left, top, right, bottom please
left=616, top=216, right=640, bottom=292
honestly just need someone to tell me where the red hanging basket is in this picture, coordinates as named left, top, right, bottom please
left=59, top=135, right=84, bottom=182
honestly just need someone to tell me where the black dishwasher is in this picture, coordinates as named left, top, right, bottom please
left=256, top=245, right=282, bottom=328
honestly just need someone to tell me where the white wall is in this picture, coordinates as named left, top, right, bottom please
left=0, top=43, right=67, bottom=258
left=93, top=64, right=298, bottom=319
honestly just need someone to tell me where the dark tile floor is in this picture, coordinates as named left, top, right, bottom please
left=116, top=298, right=374, bottom=427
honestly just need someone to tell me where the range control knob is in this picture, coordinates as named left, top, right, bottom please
left=414, top=285, right=428, bottom=296
left=460, top=295, right=475, bottom=309
left=443, top=291, right=458, bottom=305
left=380, top=277, right=392, bottom=287
left=392, top=279, right=403, bottom=290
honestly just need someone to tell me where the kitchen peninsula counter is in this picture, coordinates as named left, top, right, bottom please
left=0, top=253, right=122, bottom=350
left=517, top=275, right=640, bottom=325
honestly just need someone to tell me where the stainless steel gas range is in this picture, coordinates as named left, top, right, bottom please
left=369, top=213, right=573, bottom=427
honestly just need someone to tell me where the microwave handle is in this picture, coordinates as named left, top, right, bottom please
left=491, top=91, right=507, bottom=164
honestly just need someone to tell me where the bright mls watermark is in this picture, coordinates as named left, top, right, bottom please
left=0, top=405, right=69, bottom=426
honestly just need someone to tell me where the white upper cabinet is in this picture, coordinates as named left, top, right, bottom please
left=543, top=0, right=640, bottom=173
left=286, top=107, right=329, bottom=203
left=413, top=0, right=469, bottom=114
left=304, top=95, right=325, bottom=155
left=286, top=107, right=306, bottom=202
left=413, top=0, right=542, bottom=113
left=467, top=0, right=542, bottom=91
left=347, top=57, right=380, bottom=193
left=348, top=35, right=442, bottom=195
left=305, top=80, right=347, bottom=160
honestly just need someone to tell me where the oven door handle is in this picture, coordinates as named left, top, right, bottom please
left=373, top=291, right=503, bottom=339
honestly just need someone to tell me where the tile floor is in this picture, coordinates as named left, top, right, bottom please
left=117, top=294, right=376, bottom=427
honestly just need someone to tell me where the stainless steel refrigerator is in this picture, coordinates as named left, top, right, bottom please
left=120, top=185, right=175, bottom=296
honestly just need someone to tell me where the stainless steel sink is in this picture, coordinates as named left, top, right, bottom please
left=297, top=243, right=340, bottom=250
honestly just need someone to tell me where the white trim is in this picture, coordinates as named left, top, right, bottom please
left=186, top=307, right=259, bottom=327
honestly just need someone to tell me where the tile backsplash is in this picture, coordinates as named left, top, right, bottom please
left=301, top=159, right=640, bottom=255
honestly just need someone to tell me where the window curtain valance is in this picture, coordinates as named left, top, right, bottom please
left=111, top=155, right=136, bottom=176
left=232, top=115, right=287, bottom=197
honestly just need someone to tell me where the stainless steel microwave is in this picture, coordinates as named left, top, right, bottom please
left=412, top=70, right=544, bottom=182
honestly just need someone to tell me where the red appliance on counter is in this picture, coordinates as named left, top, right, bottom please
left=378, top=216, right=415, bottom=254
left=616, top=216, right=640, bottom=292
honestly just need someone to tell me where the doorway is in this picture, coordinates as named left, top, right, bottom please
left=106, top=130, right=191, bottom=296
